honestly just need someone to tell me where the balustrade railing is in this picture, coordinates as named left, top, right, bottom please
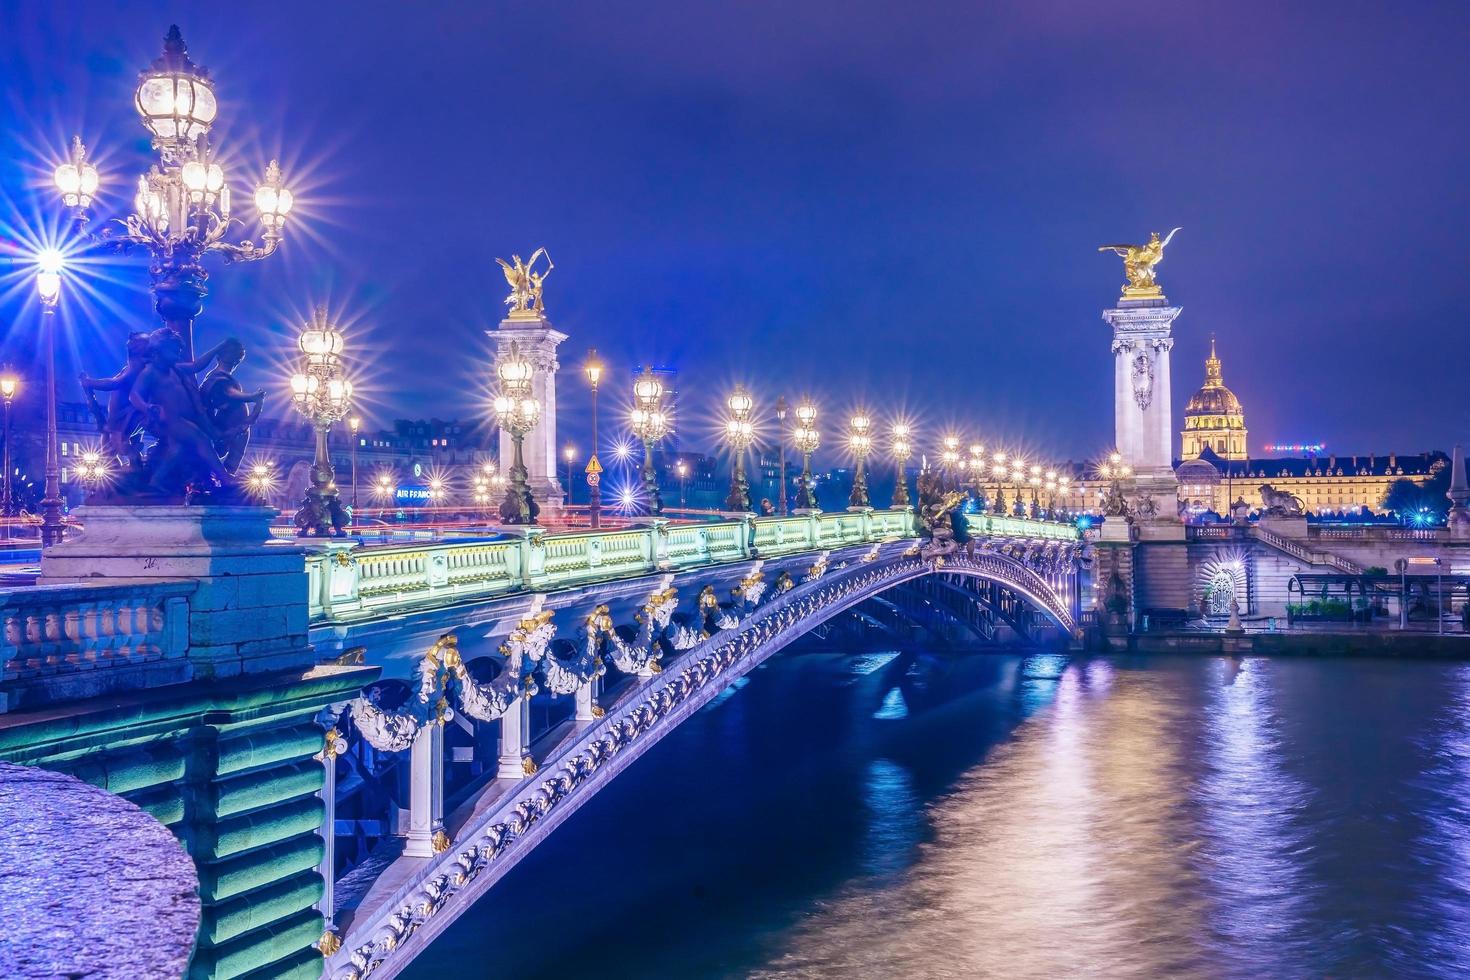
left=306, top=509, right=1080, bottom=624
left=1, top=580, right=195, bottom=712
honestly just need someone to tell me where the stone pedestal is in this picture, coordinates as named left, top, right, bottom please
left=40, top=505, right=314, bottom=679
left=1258, top=513, right=1309, bottom=541
left=490, top=314, right=567, bottom=521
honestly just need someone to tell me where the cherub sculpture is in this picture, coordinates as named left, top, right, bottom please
left=126, top=328, right=234, bottom=499
left=496, top=248, right=553, bottom=316
left=80, top=331, right=153, bottom=469
left=1098, top=228, right=1181, bottom=299
left=198, top=338, right=265, bottom=475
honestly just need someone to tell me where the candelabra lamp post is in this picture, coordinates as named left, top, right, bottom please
left=676, top=460, right=689, bottom=510
left=891, top=423, right=912, bottom=508
left=848, top=412, right=872, bottom=511
left=290, top=307, right=353, bottom=538
left=1057, top=475, right=1071, bottom=518
left=374, top=474, right=395, bottom=516
left=991, top=455, right=1008, bottom=516
left=1029, top=467, right=1042, bottom=519
left=1010, top=461, right=1026, bottom=516
left=348, top=416, right=361, bottom=514
left=495, top=342, right=541, bottom=525
left=775, top=396, right=789, bottom=515
left=562, top=445, right=576, bottom=506
left=246, top=461, right=276, bottom=502
left=36, top=255, right=64, bottom=547
left=941, top=435, right=960, bottom=493
left=52, top=26, right=296, bottom=360
left=630, top=366, right=669, bottom=515
left=793, top=399, right=820, bottom=513
left=584, top=350, right=603, bottom=528
left=724, top=385, right=755, bottom=512
left=1, top=369, right=17, bottom=519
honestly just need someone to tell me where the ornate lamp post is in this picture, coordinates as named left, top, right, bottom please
left=562, top=445, right=576, bottom=506
left=373, top=473, right=396, bottom=516
left=990, top=454, right=1008, bottom=516
left=584, top=350, right=603, bottom=528
left=941, top=435, right=961, bottom=493
left=1029, top=466, right=1043, bottom=518
left=1010, top=460, right=1026, bottom=516
left=1057, top=475, right=1071, bottom=518
left=891, top=422, right=912, bottom=508
left=847, top=412, right=872, bottom=510
left=775, top=396, right=789, bottom=515
left=246, top=461, right=276, bottom=502
left=629, top=367, right=670, bottom=515
left=675, top=459, right=689, bottom=510
left=36, top=253, right=64, bottom=547
left=495, top=342, right=540, bottom=525
left=348, top=416, right=361, bottom=514
left=723, top=385, right=755, bottom=512
left=793, top=399, right=820, bottom=513
left=1100, top=451, right=1133, bottom=516
left=290, top=307, right=353, bottom=537
left=1, top=369, right=17, bottom=519
left=53, top=27, right=295, bottom=359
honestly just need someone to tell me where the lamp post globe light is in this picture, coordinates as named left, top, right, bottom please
left=890, top=422, right=912, bottom=508
left=847, top=412, right=872, bottom=511
left=1010, top=460, right=1026, bottom=516
left=991, top=454, right=1008, bottom=516
left=1, top=368, right=18, bottom=521
left=775, top=396, right=789, bottom=515
left=561, top=445, right=576, bottom=506
left=584, top=349, right=604, bottom=528
left=675, top=459, right=689, bottom=510
left=723, top=385, right=755, bottom=512
left=348, top=416, right=361, bottom=514
left=53, top=26, right=295, bottom=360
left=36, top=252, right=65, bottom=546
left=941, top=434, right=960, bottom=493
left=495, top=341, right=541, bottom=525
left=792, top=398, right=820, bottom=513
left=630, top=366, right=670, bottom=515
left=290, top=307, right=353, bottom=537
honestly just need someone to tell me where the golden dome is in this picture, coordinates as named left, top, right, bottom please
left=1183, top=336, right=1243, bottom=418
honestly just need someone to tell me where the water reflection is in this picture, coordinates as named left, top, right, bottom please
left=405, top=652, right=1470, bottom=980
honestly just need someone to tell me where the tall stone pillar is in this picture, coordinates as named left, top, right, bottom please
left=1103, top=299, right=1184, bottom=542
left=490, top=312, right=567, bottom=520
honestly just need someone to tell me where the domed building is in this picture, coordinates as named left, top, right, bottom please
left=1180, top=336, right=1248, bottom=461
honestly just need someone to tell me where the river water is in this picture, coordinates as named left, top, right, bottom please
left=403, top=651, right=1470, bottom=979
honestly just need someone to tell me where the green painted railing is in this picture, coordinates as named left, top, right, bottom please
left=307, top=509, right=1079, bottom=625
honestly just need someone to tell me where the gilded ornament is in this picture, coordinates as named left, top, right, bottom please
left=317, top=930, right=342, bottom=956
left=496, top=247, right=554, bottom=318
left=1098, top=228, right=1180, bottom=300
left=522, top=757, right=539, bottom=776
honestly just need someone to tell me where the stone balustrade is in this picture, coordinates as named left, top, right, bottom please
left=306, top=509, right=1079, bottom=625
left=1, top=579, right=195, bottom=713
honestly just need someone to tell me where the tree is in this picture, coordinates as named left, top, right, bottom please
left=1382, top=463, right=1451, bottom=522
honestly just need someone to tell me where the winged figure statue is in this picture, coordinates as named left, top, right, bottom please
left=1098, top=228, right=1180, bottom=299
left=496, top=247, right=554, bottom=317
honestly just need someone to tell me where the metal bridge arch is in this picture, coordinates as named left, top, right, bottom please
left=328, top=546, right=1077, bottom=979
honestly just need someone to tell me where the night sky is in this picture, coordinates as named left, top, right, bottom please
left=2, top=1, right=1467, bottom=464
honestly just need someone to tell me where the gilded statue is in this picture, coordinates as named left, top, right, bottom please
left=1098, top=227, right=1180, bottom=300
left=496, top=247, right=554, bottom=318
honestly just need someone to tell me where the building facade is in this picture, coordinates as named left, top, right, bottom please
left=1180, top=336, right=1248, bottom=460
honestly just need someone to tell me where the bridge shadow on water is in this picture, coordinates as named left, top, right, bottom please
left=399, top=644, right=1080, bottom=979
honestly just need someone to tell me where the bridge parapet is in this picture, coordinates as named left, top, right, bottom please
left=1, top=579, right=195, bottom=713
left=308, top=510, right=926, bottom=624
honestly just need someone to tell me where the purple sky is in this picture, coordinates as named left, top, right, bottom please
left=2, top=1, right=1468, bottom=463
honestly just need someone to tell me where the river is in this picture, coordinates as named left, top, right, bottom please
left=403, top=650, right=1470, bottom=979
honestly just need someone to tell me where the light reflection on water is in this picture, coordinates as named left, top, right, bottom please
left=405, top=653, right=1470, bottom=980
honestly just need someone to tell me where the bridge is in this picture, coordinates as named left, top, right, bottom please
left=0, top=505, right=1081, bottom=980
left=307, top=508, right=1080, bottom=979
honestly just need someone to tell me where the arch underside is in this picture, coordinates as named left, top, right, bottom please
left=330, top=547, right=1076, bottom=980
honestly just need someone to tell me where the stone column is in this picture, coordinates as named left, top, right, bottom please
left=403, top=723, right=444, bottom=858
left=1103, top=299, right=1185, bottom=544
left=575, top=676, right=600, bottom=722
left=490, top=314, right=568, bottom=521
left=497, top=694, right=534, bottom=778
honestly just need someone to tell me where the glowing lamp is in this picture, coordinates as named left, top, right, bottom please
left=254, top=160, right=294, bottom=232
left=727, top=386, right=753, bottom=419
left=0, top=374, right=16, bottom=400
left=135, top=27, right=218, bottom=148
left=795, top=399, right=817, bottom=426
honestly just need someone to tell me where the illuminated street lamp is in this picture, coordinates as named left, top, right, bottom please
left=289, top=307, right=353, bottom=537
left=348, top=416, right=361, bottom=514
left=1, top=368, right=17, bottom=519
left=891, top=422, right=912, bottom=508
left=246, top=461, right=276, bottom=501
left=990, top=453, right=1008, bottom=516
left=847, top=412, right=872, bottom=510
left=36, top=251, right=64, bottom=546
left=495, top=341, right=540, bottom=525
left=941, top=434, right=961, bottom=492
left=775, top=396, right=789, bottom=514
left=53, top=26, right=295, bottom=358
left=562, top=444, right=576, bottom=506
left=75, top=449, right=109, bottom=488
left=373, top=472, right=396, bottom=514
left=675, top=459, right=689, bottom=510
left=792, top=398, right=820, bottom=513
left=723, top=385, right=755, bottom=512
left=1028, top=465, right=1043, bottom=519
left=629, top=366, right=670, bottom=515
left=1057, top=474, right=1072, bottom=517
left=1009, top=460, right=1026, bottom=516
left=584, top=349, right=604, bottom=528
